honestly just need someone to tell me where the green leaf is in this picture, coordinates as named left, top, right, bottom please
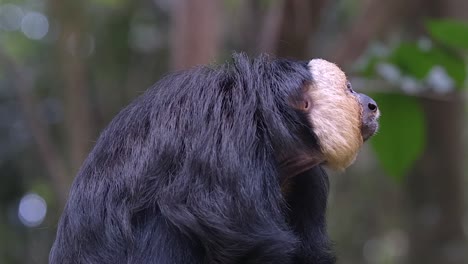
left=388, top=43, right=434, bottom=79
left=370, top=93, right=426, bottom=181
left=428, top=47, right=466, bottom=88
left=388, top=42, right=466, bottom=88
left=426, top=19, right=468, bottom=49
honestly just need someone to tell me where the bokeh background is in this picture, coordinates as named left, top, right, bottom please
left=1, top=0, right=467, bottom=263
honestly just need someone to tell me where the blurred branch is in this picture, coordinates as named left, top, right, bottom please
left=0, top=51, right=69, bottom=205
left=170, top=0, right=222, bottom=70
left=350, top=77, right=468, bottom=101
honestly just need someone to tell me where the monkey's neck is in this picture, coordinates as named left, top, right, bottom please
left=278, top=151, right=324, bottom=193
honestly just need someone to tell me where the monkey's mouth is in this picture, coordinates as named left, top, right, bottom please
left=361, top=116, right=379, bottom=141
left=356, top=93, right=380, bottom=142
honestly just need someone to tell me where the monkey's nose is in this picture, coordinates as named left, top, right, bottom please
left=358, top=94, right=378, bottom=113
left=367, top=99, right=378, bottom=112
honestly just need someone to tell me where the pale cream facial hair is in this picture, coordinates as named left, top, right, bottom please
left=306, top=59, right=363, bottom=171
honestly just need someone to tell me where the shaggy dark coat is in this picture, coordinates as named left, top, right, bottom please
left=50, top=54, right=335, bottom=264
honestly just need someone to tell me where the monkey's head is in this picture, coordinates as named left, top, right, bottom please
left=285, top=59, right=380, bottom=175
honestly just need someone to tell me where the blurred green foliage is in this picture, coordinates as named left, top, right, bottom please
left=370, top=94, right=426, bottom=181
left=1, top=1, right=467, bottom=262
left=389, top=42, right=465, bottom=88
left=427, top=19, right=468, bottom=49
left=367, top=19, right=468, bottom=181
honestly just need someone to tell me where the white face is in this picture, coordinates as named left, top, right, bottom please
left=306, top=59, right=363, bottom=171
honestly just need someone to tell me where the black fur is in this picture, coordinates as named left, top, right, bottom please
left=50, top=53, right=335, bottom=264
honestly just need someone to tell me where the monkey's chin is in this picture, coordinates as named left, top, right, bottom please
left=362, top=120, right=379, bottom=141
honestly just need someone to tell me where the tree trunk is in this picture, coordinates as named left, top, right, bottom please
left=170, top=0, right=222, bottom=70
left=406, top=0, right=467, bottom=262
left=50, top=0, right=94, bottom=176
left=258, top=0, right=327, bottom=58
left=407, top=97, right=466, bottom=264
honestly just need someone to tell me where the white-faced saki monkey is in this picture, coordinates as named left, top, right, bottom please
left=50, top=53, right=380, bottom=264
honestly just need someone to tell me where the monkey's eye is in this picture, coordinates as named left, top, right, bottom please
left=346, top=82, right=354, bottom=93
